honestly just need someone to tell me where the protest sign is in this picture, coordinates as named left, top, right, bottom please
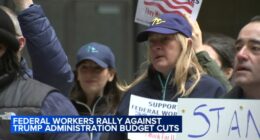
left=177, top=98, right=260, bottom=140
left=128, top=95, right=178, bottom=140
left=135, top=0, right=203, bottom=26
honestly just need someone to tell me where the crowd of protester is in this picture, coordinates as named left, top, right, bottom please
left=1, top=0, right=260, bottom=140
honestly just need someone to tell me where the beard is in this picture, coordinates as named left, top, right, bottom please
left=0, top=49, right=19, bottom=88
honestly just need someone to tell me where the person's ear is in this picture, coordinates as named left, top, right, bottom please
left=108, top=69, right=115, bottom=82
left=17, top=36, right=26, bottom=52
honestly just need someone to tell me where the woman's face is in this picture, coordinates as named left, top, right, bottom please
left=77, top=60, right=115, bottom=95
left=148, top=33, right=182, bottom=75
left=204, top=44, right=234, bottom=79
left=204, top=44, right=222, bottom=67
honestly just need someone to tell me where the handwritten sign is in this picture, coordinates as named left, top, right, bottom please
left=128, top=95, right=178, bottom=140
left=135, top=0, right=203, bottom=26
left=177, top=98, right=260, bottom=140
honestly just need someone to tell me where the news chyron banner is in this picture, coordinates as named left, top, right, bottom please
left=10, top=116, right=182, bottom=133
left=128, top=95, right=178, bottom=140
left=135, top=0, right=203, bottom=26
left=177, top=98, right=260, bottom=140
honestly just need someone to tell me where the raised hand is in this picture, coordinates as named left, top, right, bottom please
left=183, top=14, right=204, bottom=53
left=13, top=0, right=34, bottom=12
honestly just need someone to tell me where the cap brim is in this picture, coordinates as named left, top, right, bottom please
left=77, top=56, right=108, bottom=68
left=136, top=27, right=178, bottom=42
left=0, top=29, right=19, bottom=52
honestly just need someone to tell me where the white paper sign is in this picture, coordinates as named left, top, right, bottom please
left=177, top=98, right=260, bottom=140
left=128, top=95, right=178, bottom=140
left=135, top=0, right=203, bottom=26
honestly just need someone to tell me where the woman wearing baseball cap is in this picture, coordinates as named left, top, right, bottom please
left=69, top=42, right=127, bottom=140
left=109, top=13, right=226, bottom=140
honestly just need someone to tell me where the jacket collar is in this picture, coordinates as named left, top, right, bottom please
left=147, top=65, right=194, bottom=92
left=71, top=96, right=107, bottom=115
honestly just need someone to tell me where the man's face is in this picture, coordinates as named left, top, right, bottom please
left=0, top=44, right=7, bottom=58
left=233, top=22, right=260, bottom=87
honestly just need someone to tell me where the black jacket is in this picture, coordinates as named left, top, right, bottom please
left=223, top=86, right=244, bottom=99
left=109, top=67, right=226, bottom=140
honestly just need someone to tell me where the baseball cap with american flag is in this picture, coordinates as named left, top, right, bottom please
left=137, top=13, right=192, bottom=42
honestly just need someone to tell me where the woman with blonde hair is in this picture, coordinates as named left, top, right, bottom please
left=109, top=13, right=226, bottom=140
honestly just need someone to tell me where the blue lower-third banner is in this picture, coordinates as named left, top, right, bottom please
left=10, top=116, right=182, bottom=133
